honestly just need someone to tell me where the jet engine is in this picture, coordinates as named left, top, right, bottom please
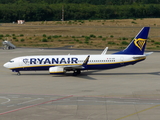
left=49, top=66, right=64, bottom=74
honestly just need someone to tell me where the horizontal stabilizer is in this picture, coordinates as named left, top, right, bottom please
left=132, top=52, right=153, bottom=59
left=133, top=56, right=146, bottom=59
left=144, top=52, right=153, bottom=56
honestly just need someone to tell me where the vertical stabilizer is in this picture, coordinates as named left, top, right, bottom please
left=114, top=27, right=150, bottom=55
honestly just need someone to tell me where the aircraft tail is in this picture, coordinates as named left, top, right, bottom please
left=114, top=27, right=150, bottom=55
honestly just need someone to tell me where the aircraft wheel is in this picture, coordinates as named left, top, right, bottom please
left=76, top=70, right=81, bottom=75
left=73, top=70, right=81, bottom=76
left=63, top=69, right=67, bottom=74
left=17, top=71, right=21, bottom=76
left=73, top=72, right=77, bottom=76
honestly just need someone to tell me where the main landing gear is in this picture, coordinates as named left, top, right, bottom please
left=73, top=70, right=81, bottom=76
left=64, top=69, right=81, bottom=76
left=17, top=71, right=21, bottom=76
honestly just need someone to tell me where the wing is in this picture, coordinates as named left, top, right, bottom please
left=49, top=55, right=90, bottom=74
left=64, top=55, right=90, bottom=70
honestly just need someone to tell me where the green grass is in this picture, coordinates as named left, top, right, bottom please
left=0, top=19, right=160, bottom=50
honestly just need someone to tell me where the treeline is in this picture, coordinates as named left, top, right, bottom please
left=0, top=3, right=160, bottom=22
left=1, top=0, right=160, bottom=5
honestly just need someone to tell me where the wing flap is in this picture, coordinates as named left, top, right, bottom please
left=64, top=65, right=84, bottom=70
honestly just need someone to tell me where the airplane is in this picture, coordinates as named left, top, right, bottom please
left=3, top=27, right=153, bottom=76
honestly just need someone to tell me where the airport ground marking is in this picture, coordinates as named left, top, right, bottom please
left=17, top=98, right=43, bottom=105
left=0, top=95, right=73, bottom=115
left=0, top=97, right=10, bottom=104
left=116, top=104, right=160, bottom=120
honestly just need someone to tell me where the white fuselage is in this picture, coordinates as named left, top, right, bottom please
left=3, top=54, right=146, bottom=73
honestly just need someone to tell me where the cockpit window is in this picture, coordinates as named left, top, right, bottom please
left=9, top=60, right=14, bottom=63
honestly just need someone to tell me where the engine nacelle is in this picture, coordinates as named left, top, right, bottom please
left=49, top=67, right=64, bottom=74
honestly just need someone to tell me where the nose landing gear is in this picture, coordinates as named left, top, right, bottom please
left=12, top=70, right=21, bottom=75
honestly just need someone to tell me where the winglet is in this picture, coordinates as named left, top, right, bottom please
left=82, top=55, right=90, bottom=66
left=101, top=47, right=108, bottom=55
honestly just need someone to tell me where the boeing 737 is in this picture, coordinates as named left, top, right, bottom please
left=3, top=27, right=152, bottom=75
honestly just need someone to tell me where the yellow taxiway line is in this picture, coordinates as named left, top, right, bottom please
left=116, top=104, right=160, bottom=120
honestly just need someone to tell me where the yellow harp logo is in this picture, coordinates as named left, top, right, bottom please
left=134, top=38, right=146, bottom=51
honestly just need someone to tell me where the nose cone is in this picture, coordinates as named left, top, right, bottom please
left=3, top=63, right=9, bottom=68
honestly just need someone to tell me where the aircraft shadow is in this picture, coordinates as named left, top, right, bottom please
left=53, top=70, right=160, bottom=80
left=85, top=71, right=160, bottom=76
left=15, top=70, right=160, bottom=80
left=12, top=72, right=50, bottom=76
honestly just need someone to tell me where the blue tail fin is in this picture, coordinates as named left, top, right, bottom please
left=114, top=27, right=150, bottom=55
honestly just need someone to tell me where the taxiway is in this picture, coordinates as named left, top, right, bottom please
left=0, top=48, right=160, bottom=120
